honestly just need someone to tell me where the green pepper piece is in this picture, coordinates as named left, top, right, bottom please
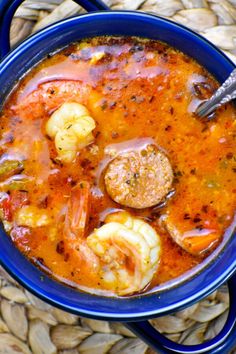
left=0, top=175, right=32, bottom=192
left=0, top=159, right=24, bottom=179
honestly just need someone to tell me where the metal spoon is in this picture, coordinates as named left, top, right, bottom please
left=195, top=68, right=236, bottom=119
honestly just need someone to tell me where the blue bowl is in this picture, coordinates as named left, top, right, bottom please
left=0, top=2, right=235, bottom=353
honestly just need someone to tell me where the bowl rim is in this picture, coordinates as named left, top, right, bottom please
left=0, top=10, right=235, bottom=321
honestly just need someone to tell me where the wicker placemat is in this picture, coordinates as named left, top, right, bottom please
left=0, top=1, right=234, bottom=353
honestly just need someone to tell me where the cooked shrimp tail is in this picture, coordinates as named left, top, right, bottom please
left=64, top=181, right=90, bottom=243
left=86, top=211, right=161, bottom=295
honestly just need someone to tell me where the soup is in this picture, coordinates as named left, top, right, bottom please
left=0, top=37, right=235, bottom=296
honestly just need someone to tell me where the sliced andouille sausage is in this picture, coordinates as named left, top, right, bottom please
left=104, top=144, right=173, bottom=209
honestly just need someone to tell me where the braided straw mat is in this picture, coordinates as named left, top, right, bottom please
left=0, top=0, right=233, bottom=353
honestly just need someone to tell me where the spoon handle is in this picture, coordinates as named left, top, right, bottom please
left=196, top=68, right=236, bottom=118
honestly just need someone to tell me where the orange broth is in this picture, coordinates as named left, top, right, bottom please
left=0, top=36, right=235, bottom=295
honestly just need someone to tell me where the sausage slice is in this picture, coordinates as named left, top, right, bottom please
left=104, top=144, right=173, bottom=209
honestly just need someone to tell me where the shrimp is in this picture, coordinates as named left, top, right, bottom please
left=14, top=81, right=91, bottom=119
left=64, top=181, right=90, bottom=244
left=87, top=211, right=161, bottom=295
left=161, top=215, right=219, bottom=256
left=46, top=102, right=96, bottom=163
left=0, top=157, right=24, bottom=181
left=62, top=187, right=160, bottom=295
left=62, top=181, right=100, bottom=270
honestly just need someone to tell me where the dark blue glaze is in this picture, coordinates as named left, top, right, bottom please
left=0, top=1, right=235, bottom=353
left=127, top=275, right=236, bottom=354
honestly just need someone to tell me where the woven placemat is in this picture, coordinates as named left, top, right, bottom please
left=0, top=1, right=234, bottom=353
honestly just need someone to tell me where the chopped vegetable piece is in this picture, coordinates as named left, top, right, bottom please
left=0, top=158, right=24, bottom=179
left=10, top=226, right=31, bottom=253
left=0, top=175, right=33, bottom=191
left=0, top=192, right=11, bottom=221
left=2, top=220, right=13, bottom=232
left=15, top=206, right=51, bottom=228
left=10, top=190, right=29, bottom=214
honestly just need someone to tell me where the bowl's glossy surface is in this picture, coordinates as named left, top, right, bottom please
left=0, top=11, right=235, bottom=321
